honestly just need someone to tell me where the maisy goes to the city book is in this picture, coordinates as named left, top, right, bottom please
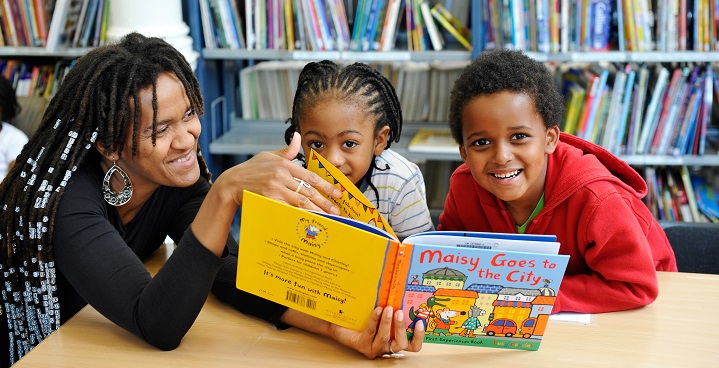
left=236, top=152, right=570, bottom=351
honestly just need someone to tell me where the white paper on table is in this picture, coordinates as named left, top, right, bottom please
left=549, top=313, right=592, bottom=324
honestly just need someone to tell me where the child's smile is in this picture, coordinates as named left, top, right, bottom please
left=459, top=91, right=558, bottom=222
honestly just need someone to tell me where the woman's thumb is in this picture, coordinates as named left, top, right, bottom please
left=276, top=131, right=301, bottom=160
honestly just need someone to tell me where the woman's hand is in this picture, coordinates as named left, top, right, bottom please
left=215, top=131, right=341, bottom=214
left=192, top=132, right=341, bottom=255
left=329, top=306, right=425, bottom=359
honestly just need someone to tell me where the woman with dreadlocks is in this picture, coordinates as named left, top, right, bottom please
left=284, top=60, right=433, bottom=239
left=0, top=33, right=422, bottom=365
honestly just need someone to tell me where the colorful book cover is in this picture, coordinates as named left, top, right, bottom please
left=400, top=232, right=568, bottom=350
left=306, top=149, right=397, bottom=239
left=691, top=174, right=719, bottom=222
left=236, top=190, right=570, bottom=352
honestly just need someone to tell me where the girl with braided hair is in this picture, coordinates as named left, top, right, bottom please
left=285, top=60, right=433, bottom=239
left=0, top=34, right=420, bottom=365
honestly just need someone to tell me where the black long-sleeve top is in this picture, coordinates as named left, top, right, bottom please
left=49, top=158, right=288, bottom=350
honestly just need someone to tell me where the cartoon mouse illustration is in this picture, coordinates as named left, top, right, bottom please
left=459, top=306, right=486, bottom=338
left=431, top=308, right=464, bottom=336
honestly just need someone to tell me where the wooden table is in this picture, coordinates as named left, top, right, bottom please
left=14, top=244, right=719, bottom=367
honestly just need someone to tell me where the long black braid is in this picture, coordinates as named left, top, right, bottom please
left=284, top=60, right=403, bottom=205
left=0, top=32, right=208, bottom=364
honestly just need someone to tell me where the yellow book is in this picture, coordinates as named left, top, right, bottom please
left=306, top=149, right=397, bottom=239
left=430, top=4, right=472, bottom=51
left=563, top=84, right=585, bottom=135
left=235, top=191, right=569, bottom=350
left=623, top=0, right=637, bottom=51
left=407, top=128, right=458, bottom=154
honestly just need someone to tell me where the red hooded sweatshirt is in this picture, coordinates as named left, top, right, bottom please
left=438, top=133, right=677, bottom=314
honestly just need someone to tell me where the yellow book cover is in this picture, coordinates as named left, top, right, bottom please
left=236, top=190, right=404, bottom=331
left=407, top=128, right=458, bottom=154
left=235, top=191, right=570, bottom=350
left=306, top=149, right=397, bottom=239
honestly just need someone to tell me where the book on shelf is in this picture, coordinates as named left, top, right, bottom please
left=236, top=192, right=570, bottom=350
left=407, top=129, right=458, bottom=154
left=419, top=0, right=443, bottom=51
left=691, top=174, right=719, bottom=223
left=379, top=0, right=402, bottom=51
left=589, top=0, right=611, bottom=51
left=430, top=3, right=471, bottom=51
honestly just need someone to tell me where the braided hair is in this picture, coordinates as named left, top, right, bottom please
left=283, top=60, right=402, bottom=204
left=0, top=32, right=208, bottom=364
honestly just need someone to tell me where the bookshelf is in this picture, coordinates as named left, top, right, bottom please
left=191, top=1, right=719, bottom=222
left=0, top=47, right=90, bottom=58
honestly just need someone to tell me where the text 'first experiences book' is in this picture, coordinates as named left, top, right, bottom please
left=236, top=191, right=570, bottom=351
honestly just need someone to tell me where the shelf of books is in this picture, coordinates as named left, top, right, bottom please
left=1, top=0, right=113, bottom=99
left=198, top=1, right=473, bottom=53
left=0, top=47, right=89, bottom=58
left=1, top=0, right=110, bottom=51
left=195, top=0, right=719, bottom=223
left=202, top=49, right=472, bottom=61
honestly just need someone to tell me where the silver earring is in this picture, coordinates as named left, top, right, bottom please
left=102, top=160, right=133, bottom=206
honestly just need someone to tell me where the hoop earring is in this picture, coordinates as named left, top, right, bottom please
left=103, top=160, right=133, bottom=206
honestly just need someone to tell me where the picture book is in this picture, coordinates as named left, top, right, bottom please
left=236, top=191, right=570, bottom=351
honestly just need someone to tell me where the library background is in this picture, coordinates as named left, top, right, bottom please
left=3, top=0, right=719, bottom=224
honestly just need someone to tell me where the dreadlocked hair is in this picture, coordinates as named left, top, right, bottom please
left=283, top=60, right=402, bottom=205
left=0, top=32, right=208, bottom=364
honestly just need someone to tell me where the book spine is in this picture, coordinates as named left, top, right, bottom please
left=419, top=0, right=442, bottom=51
left=590, top=0, right=610, bottom=51
left=697, top=67, right=712, bottom=155
left=245, top=0, right=255, bottom=49
left=649, top=68, right=686, bottom=155
left=536, top=0, right=549, bottom=53
left=430, top=5, right=472, bottom=50
left=378, top=0, right=397, bottom=50
left=20, top=0, right=40, bottom=46
left=614, top=68, right=636, bottom=154
left=91, top=0, right=103, bottom=47
left=385, top=242, right=413, bottom=312
left=10, top=0, right=30, bottom=46
left=637, top=67, right=670, bottom=154
left=32, top=0, right=47, bottom=45
left=549, top=0, right=560, bottom=52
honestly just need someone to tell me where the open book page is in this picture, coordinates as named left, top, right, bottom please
left=405, top=231, right=560, bottom=254
left=306, top=149, right=397, bottom=239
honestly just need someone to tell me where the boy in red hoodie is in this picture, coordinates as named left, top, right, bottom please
left=438, top=49, right=677, bottom=314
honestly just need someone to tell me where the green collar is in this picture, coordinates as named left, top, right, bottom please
left=516, top=193, right=545, bottom=234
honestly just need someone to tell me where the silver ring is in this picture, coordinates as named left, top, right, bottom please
left=381, top=344, right=405, bottom=359
left=293, top=177, right=311, bottom=193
